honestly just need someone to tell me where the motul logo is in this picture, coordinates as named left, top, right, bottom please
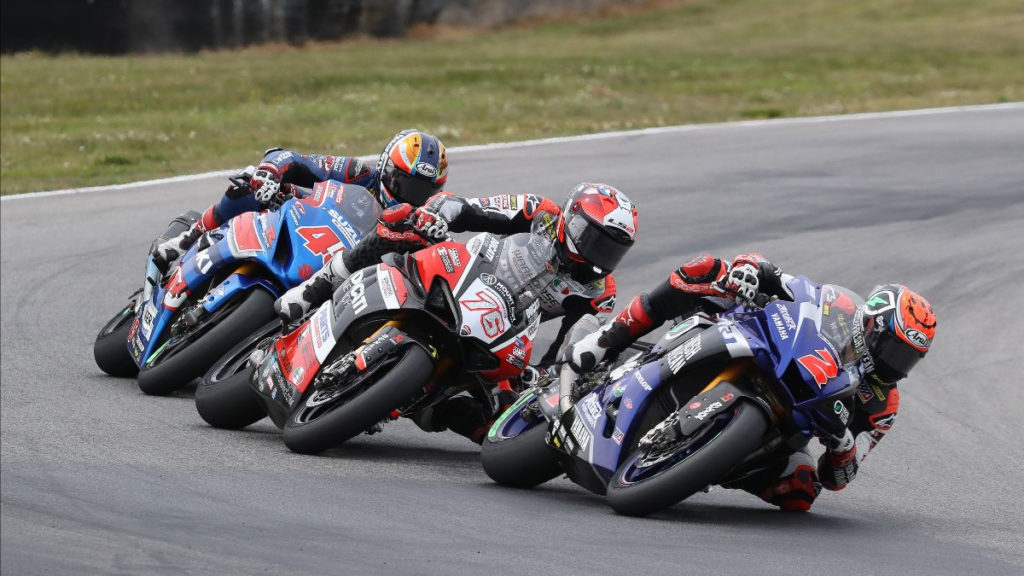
left=797, top=348, right=839, bottom=387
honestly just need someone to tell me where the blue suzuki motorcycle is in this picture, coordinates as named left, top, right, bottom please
left=93, top=177, right=381, bottom=395
left=482, top=277, right=862, bottom=516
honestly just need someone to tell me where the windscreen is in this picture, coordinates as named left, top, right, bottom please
left=492, top=211, right=559, bottom=311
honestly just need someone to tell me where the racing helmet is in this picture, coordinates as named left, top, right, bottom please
left=861, top=284, right=937, bottom=381
left=377, top=129, right=448, bottom=207
left=555, top=183, right=638, bottom=284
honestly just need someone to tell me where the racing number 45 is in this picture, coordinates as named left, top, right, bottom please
left=297, top=226, right=344, bottom=264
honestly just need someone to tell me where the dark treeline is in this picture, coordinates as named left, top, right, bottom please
left=0, top=0, right=450, bottom=54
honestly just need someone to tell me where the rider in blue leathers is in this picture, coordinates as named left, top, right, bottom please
left=152, top=129, right=448, bottom=271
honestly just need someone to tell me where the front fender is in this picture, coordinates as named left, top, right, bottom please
left=677, top=379, right=773, bottom=437
left=202, top=273, right=281, bottom=314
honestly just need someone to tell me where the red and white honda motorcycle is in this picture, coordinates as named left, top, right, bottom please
left=196, top=212, right=561, bottom=455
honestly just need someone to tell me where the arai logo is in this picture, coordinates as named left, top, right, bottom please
left=415, top=162, right=437, bottom=178
left=905, top=329, right=929, bottom=348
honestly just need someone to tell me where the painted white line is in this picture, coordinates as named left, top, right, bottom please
left=4, top=102, right=1021, bottom=202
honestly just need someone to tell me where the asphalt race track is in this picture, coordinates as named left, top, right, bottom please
left=3, top=106, right=1023, bottom=575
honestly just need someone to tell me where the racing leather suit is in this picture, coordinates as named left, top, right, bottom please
left=279, top=192, right=620, bottom=444
left=578, top=253, right=902, bottom=511
left=198, top=148, right=383, bottom=232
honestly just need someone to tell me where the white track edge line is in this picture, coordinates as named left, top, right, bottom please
left=4, top=102, right=1021, bottom=202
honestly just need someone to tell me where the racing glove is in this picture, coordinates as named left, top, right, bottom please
left=819, top=429, right=859, bottom=491
left=250, top=165, right=284, bottom=208
left=720, top=253, right=764, bottom=305
left=412, top=206, right=450, bottom=240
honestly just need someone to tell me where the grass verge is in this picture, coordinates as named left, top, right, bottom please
left=1, top=0, right=1021, bottom=195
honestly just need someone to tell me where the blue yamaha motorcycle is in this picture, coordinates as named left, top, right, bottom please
left=93, top=177, right=381, bottom=395
left=481, top=277, right=862, bottom=516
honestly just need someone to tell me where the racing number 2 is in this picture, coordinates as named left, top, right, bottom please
left=297, top=226, right=344, bottom=264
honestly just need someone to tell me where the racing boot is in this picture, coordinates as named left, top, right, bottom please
left=274, top=251, right=353, bottom=323
left=152, top=223, right=205, bottom=273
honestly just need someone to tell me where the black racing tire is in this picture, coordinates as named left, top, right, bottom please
left=481, top=420, right=562, bottom=488
left=282, top=346, right=434, bottom=455
left=194, top=320, right=280, bottom=429
left=94, top=304, right=139, bottom=377
left=137, top=289, right=276, bottom=396
left=606, top=401, right=769, bottom=517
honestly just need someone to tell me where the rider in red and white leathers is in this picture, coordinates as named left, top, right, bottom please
left=563, top=253, right=937, bottom=511
left=276, top=184, right=639, bottom=443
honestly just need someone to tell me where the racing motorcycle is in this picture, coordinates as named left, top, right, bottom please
left=92, top=176, right=381, bottom=395
left=195, top=213, right=561, bottom=455
left=481, top=278, right=862, bottom=517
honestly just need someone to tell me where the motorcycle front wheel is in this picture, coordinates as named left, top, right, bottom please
left=606, top=401, right=768, bottom=517
left=137, top=289, right=276, bottom=396
left=94, top=296, right=140, bottom=378
left=195, top=319, right=280, bottom=429
left=481, top=393, right=562, bottom=488
left=282, top=345, right=434, bottom=455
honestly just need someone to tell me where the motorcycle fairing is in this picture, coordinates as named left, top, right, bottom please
left=128, top=181, right=379, bottom=367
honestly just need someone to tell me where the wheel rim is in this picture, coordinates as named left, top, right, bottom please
left=206, top=322, right=280, bottom=385
left=291, top=355, right=400, bottom=425
left=617, top=409, right=734, bottom=486
left=145, top=293, right=247, bottom=367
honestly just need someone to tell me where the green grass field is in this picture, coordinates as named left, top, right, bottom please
left=1, top=0, right=1021, bottom=195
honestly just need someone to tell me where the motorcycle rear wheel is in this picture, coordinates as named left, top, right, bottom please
left=137, top=289, right=276, bottom=396
left=282, top=345, right=434, bottom=455
left=606, top=401, right=768, bottom=517
left=195, top=320, right=279, bottom=429
left=94, top=301, right=139, bottom=378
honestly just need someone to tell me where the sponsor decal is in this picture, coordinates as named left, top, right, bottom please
left=834, top=400, right=850, bottom=425
left=635, top=371, right=652, bottom=391
left=666, top=335, right=702, bottom=374
left=415, top=161, right=437, bottom=178
left=347, top=270, right=368, bottom=314
left=856, top=384, right=875, bottom=403
left=905, top=328, right=929, bottom=348
left=720, top=392, right=734, bottom=403
left=689, top=400, right=702, bottom=410
left=623, top=396, right=633, bottom=410
left=771, top=312, right=790, bottom=341
left=504, top=353, right=525, bottom=369
left=480, top=273, right=498, bottom=286
left=694, top=401, right=723, bottom=421
left=864, top=290, right=896, bottom=314
left=797, top=348, right=840, bottom=387
left=438, top=247, right=454, bottom=273
left=460, top=325, right=472, bottom=336
left=592, top=294, right=615, bottom=313
left=328, top=208, right=361, bottom=246
left=612, top=427, right=624, bottom=445
left=483, top=237, right=500, bottom=261
left=570, top=416, right=592, bottom=452
left=718, top=323, right=752, bottom=356
left=194, top=250, right=214, bottom=275
left=580, top=395, right=602, bottom=427
left=778, top=305, right=797, bottom=330
left=377, top=265, right=404, bottom=309
left=447, top=248, right=462, bottom=268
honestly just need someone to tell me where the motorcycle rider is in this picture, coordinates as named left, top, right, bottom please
left=151, top=129, right=448, bottom=271
left=563, top=253, right=937, bottom=511
left=275, top=183, right=639, bottom=443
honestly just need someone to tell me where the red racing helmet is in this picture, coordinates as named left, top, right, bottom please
left=555, top=183, right=639, bottom=283
left=861, top=284, right=937, bottom=380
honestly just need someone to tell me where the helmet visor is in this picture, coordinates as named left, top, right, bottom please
left=386, top=170, right=441, bottom=206
left=869, top=329, right=924, bottom=379
left=564, top=212, right=633, bottom=273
